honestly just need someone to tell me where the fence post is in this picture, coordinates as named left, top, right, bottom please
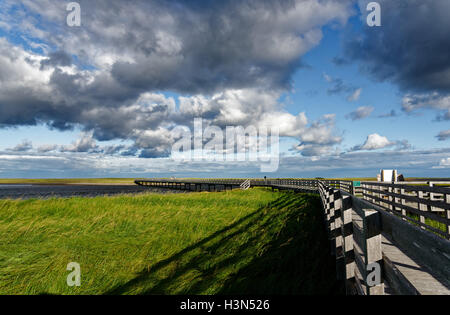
left=429, top=182, right=436, bottom=212
left=328, top=187, right=348, bottom=259
left=417, top=190, right=427, bottom=229
left=446, top=194, right=450, bottom=239
left=340, top=195, right=355, bottom=294
left=388, top=185, right=394, bottom=211
left=333, top=190, right=345, bottom=280
left=327, top=188, right=336, bottom=255
left=354, top=209, right=384, bottom=295
left=364, top=209, right=384, bottom=295
left=400, top=188, right=407, bottom=219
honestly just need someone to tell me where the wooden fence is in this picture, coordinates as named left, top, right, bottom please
left=317, top=181, right=450, bottom=295
left=360, top=181, right=450, bottom=239
left=318, top=182, right=384, bottom=295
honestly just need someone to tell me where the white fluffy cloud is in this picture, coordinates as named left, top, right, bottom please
left=360, top=134, right=392, bottom=150
left=351, top=133, right=411, bottom=152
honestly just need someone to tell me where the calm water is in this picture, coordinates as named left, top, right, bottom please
left=0, top=184, right=186, bottom=200
left=0, top=185, right=33, bottom=188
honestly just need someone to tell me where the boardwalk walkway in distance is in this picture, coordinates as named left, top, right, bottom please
left=134, top=178, right=450, bottom=295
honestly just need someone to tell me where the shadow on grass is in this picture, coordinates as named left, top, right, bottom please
left=105, top=193, right=343, bottom=295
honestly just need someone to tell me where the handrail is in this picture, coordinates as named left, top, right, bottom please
left=318, top=181, right=384, bottom=295
left=360, top=182, right=450, bottom=239
left=240, top=179, right=251, bottom=190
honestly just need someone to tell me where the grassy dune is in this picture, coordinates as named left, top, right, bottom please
left=0, top=189, right=339, bottom=295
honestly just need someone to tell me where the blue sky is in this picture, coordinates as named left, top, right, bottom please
left=0, top=0, right=449, bottom=178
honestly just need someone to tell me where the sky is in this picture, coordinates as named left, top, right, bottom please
left=0, top=0, right=449, bottom=178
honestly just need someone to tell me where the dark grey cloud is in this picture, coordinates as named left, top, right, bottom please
left=40, top=51, right=72, bottom=70
left=342, top=0, right=450, bottom=147
left=102, top=145, right=127, bottom=156
left=346, top=0, right=450, bottom=93
left=8, top=0, right=352, bottom=94
left=121, top=147, right=139, bottom=157
left=139, top=148, right=171, bottom=159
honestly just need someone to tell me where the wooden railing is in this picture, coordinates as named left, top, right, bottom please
left=319, top=182, right=384, bottom=295
left=360, top=182, right=450, bottom=239
left=318, top=180, right=450, bottom=295
left=240, top=179, right=251, bottom=190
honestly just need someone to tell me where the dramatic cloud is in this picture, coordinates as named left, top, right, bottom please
left=347, top=0, right=450, bottom=94
left=1, top=0, right=352, bottom=95
left=0, top=36, right=343, bottom=157
left=436, top=130, right=450, bottom=141
left=345, top=106, right=374, bottom=121
left=0, top=0, right=353, bottom=158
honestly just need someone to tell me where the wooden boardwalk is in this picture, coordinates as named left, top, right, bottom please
left=381, top=234, right=449, bottom=295
left=135, top=178, right=450, bottom=295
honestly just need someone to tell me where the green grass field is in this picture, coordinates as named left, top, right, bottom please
left=0, top=189, right=340, bottom=295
